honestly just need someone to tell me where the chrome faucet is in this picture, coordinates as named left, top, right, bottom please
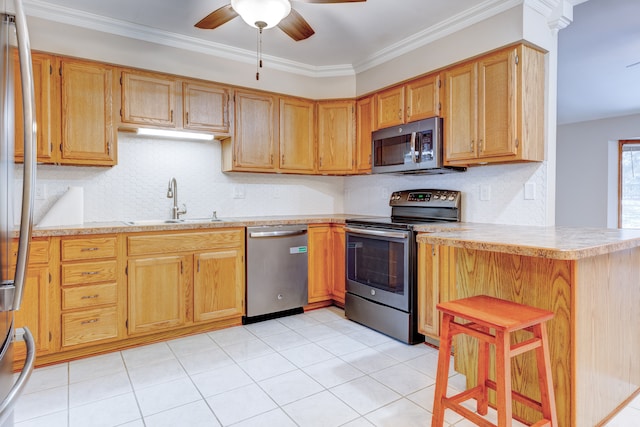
left=166, top=177, right=187, bottom=219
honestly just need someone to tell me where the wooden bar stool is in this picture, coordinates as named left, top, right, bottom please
left=431, top=295, right=557, bottom=427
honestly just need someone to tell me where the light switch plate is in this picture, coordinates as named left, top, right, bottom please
left=233, top=185, right=245, bottom=199
left=524, top=182, right=536, bottom=200
left=480, top=185, right=491, bottom=201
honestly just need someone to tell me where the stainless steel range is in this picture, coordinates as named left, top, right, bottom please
left=344, top=189, right=461, bottom=344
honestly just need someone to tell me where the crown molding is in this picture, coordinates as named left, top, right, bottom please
left=25, top=0, right=530, bottom=79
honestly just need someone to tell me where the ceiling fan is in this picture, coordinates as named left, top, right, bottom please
left=195, top=0, right=366, bottom=41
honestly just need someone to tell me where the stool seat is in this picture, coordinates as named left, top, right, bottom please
left=437, top=295, right=554, bottom=332
left=431, top=295, right=557, bottom=427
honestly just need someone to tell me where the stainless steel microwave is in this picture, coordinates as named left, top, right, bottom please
left=371, top=117, right=465, bottom=174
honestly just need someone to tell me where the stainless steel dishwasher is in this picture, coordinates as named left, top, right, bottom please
left=245, top=224, right=308, bottom=322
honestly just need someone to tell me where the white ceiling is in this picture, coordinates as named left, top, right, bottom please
left=557, top=0, right=640, bottom=124
left=23, top=0, right=640, bottom=125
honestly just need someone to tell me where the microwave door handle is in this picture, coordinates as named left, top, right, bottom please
left=410, top=132, right=417, bottom=163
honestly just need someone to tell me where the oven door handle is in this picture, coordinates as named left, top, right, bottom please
left=345, top=227, right=409, bottom=240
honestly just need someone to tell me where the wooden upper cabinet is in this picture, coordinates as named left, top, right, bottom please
left=355, top=95, right=374, bottom=174
left=227, top=89, right=277, bottom=171
left=317, top=99, right=355, bottom=174
left=406, top=73, right=440, bottom=122
left=121, top=70, right=176, bottom=128
left=375, top=72, right=440, bottom=129
left=60, top=58, right=117, bottom=166
left=14, top=51, right=55, bottom=163
left=443, top=61, right=478, bottom=162
left=279, top=96, right=315, bottom=173
left=375, top=85, right=404, bottom=129
left=444, top=44, right=545, bottom=166
left=182, top=81, right=230, bottom=133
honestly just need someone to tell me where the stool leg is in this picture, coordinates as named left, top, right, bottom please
left=477, top=327, right=490, bottom=415
left=533, top=322, right=558, bottom=426
left=495, top=330, right=512, bottom=427
left=432, top=313, right=454, bottom=426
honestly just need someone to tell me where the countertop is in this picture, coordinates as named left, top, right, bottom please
left=414, top=222, right=640, bottom=260
left=28, top=214, right=368, bottom=237
left=28, top=216, right=640, bottom=260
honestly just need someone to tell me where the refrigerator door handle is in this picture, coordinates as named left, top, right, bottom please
left=0, top=327, right=35, bottom=424
left=12, top=0, right=37, bottom=311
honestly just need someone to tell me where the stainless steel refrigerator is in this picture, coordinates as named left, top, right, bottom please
left=0, top=0, right=36, bottom=425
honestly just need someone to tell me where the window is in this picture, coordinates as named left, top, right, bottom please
left=619, top=140, right=640, bottom=228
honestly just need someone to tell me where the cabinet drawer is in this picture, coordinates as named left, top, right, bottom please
left=62, top=260, right=117, bottom=286
left=10, top=239, right=49, bottom=265
left=62, top=307, right=118, bottom=347
left=128, top=229, right=243, bottom=256
left=61, top=237, right=117, bottom=261
left=62, top=282, right=118, bottom=310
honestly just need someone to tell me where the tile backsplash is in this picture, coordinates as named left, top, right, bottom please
left=19, top=133, right=548, bottom=226
left=25, top=134, right=345, bottom=225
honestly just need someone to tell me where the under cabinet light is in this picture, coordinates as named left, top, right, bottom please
left=135, top=128, right=214, bottom=141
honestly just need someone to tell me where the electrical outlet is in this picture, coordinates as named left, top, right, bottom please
left=233, top=185, right=245, bottom=199
left=480, top=185, right=491, bottom=201
left=35, top=183, right=46, bottom=200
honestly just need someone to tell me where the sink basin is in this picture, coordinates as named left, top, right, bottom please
left=124, top=218, right=223, bottom=226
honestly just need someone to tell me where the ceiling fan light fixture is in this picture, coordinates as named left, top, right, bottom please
left=231, top=0, right=291, bottom=29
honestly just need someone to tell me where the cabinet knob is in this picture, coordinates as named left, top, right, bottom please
left=398, top=109, right=402, bottom=119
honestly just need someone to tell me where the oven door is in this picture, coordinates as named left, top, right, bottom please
left=345, top=226, right=410, bottom=312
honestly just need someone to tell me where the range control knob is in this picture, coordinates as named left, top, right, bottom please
left=371, top=289, right=376, bottom=296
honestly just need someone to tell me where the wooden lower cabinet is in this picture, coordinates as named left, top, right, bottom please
left=127, top=229, right=245, bottom=336
left=417, top=242, right=456, bottom=339
left=59, top=235, right=124, bottom=350
left=128, top=255, right=189, bottom=335
left=307, top=224, right=346, bottom=306
left=194, top=249, right=244, bottom=322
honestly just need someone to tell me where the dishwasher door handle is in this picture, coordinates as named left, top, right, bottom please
left=249, top=229, right=308, bottom=238
left=345, top=227, right=409, bottom=240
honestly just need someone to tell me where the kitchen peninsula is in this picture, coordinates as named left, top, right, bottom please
left=416, top=223, right=640, bottom=427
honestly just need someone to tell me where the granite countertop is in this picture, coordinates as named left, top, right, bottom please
left=28, top=214, right=371, bottom=237
left=415, top=222, right=640, bottom=260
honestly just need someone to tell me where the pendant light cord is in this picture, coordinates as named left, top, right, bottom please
left=256, top=22, right=266, bottom=80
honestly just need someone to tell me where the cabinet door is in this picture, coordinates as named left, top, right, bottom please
left=234, top=90, right=277, bottom=170
left=14, top=52, right=55, bottom=163
left=194, top=249, right=244, bottom=322
left=406, top=73, right=440, bottom=122
left=128, top=255, right=188, bottom=335
left=121, top=71, right=177, bottom=127
left=417, top=243, right=439, bottom=337
left=478, top=48, right=517, bottom=159
left=60, top=59, right=116, bottom=165
left=13, top=265, right=51, bottom=359
left=375, top=85, right=404, bottom=129
left=355, top=96, right=374, bottom=173
left=307, top=226, right=332, bottom=303
left=317, top=100, right=355, bottom=174
left=443, top=61, right=478, bottom=163
left=279, top=97, right=315, bottom=173
left=183, top=82, right=230, bottom=133
left=331, top=225, right=346, bottom=305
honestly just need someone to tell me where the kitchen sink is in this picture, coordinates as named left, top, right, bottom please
left=124, top=218, right=223, bottom=226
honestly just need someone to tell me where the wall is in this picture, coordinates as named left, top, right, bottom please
left=556, top=112, right=640, bottom=227
left=344, top=163, right=547, bottom=225
left=27, top=134, right=344, bottom=225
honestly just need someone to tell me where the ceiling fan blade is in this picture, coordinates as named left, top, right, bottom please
left=294, top=0, right=366, bottom=3
left=195, top=4, right=238, bottom=29
left=278, top=9, right=315, bottom=41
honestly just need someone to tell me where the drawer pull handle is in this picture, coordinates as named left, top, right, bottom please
left=81, top=318, right=99, bottom=325
left=81, top=271, right=99, bottom=276
left=81, top=294, right=99, bottom=300
left=80, top=247, right=99, bottom=252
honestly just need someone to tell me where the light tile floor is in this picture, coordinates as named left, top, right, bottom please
left=13, top=307, right=640, bottom=426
